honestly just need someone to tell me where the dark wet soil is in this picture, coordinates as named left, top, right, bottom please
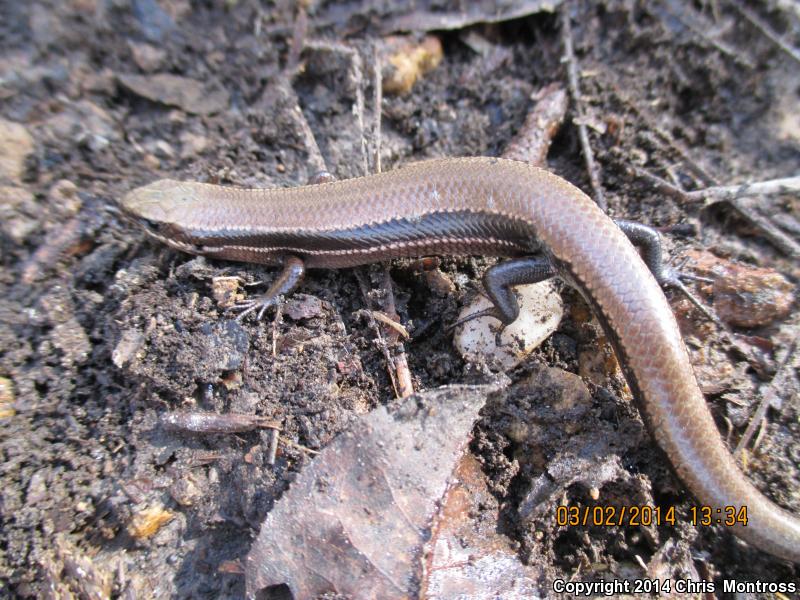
left=1, top=1, right=799, bottom=598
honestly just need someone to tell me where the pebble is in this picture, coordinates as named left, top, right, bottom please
left=454, top=280, right=563, bottom=369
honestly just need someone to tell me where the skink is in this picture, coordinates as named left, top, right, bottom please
left=121, top=156, right=800, bottom=562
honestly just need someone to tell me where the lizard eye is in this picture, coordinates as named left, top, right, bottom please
left=138, top=217, right=162, bottom=234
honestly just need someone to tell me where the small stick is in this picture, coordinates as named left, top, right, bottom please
left=630, top=167, right=800, bottom=256
left=729, top=197, right=800, bottom=257
left=730, top=1, right=800, bottom=66
left=561, top=5, right=606, bottom=210
left=266, top=428, right=280, bottom=465
left=380, top=266, right=414, bottom=398
left=628, top=165, right=693, bottom=202
left=363, top=310, right=410, bottom=339
left=280, top=436, right=319, bottom=455
left=373, top=42, right=383, bottom=174
left=682, top=176, right=800, bottom=204
left=735, top=337, right=799, bottom=455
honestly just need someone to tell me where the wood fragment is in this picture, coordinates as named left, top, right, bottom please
left=365, top=310, right=410, bottom=339
left=561, top=5, right=606, bottom=210
left=161, top=411, right=281, bottom=435
left=501, top=83, right=568, bottom=167
left=266, top=428, right=280, bottom=465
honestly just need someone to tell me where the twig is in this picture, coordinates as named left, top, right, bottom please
left=728, top=197, right=800, bottom=257
left=629, top=166, right=800, bottom=256
left=379, top=267, right=414, bottom=398
left=354, top=270, right=400, bottom=398
left=373, top=42, right=383, bottom=174
left=561, top=5, right=606, bottom=210
left=501, top=83, right=568, bottom=167
left=730, top=1, right=800, bottom=66
left=628, top=165, right=693, bottom=202
left=352, top=49, right=369, bottom=176
left=280, top=436, right=319, bottom=455
left=735, top=337, right=799, bottom=455
left=364, top=310, right=410, bottom=339
left=161, top=411, right=281, bottom=434
left=683, top=176, right=800, bottom=204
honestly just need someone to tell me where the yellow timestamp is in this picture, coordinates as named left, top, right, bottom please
left=556, top=505, right=676, bottom=527
left=556, top=504, right=749, bottom=527
left=690, top=505, right=748, bottom=527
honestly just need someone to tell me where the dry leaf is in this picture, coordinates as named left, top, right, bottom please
left=246, top=382, right=506, bottom=599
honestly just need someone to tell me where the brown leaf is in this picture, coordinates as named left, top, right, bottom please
left=423, top=454, right=545, bottom=598
left=245, top=382, right=506, bottom=600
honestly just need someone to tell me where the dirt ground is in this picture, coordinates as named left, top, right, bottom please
left=1, top=0, right=799, bottom=598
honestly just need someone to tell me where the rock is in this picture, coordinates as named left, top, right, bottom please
left=112, top=329, right=146, bottom=368
left=129, top=41, right=166, bottom=72
left=178, top=131, right=209, bottom=158
left=197, top=320, right=250, bottom=371
left=42, top=100, right=120, bottom=151
left=684, top=249, right=794, bottom=328
left=0, top=118, right=34, bottom=183
left=117, top=73, right=229, bottom=116
left=47, top=180, right=81, bottom=218
left=0, top=186, right=39, bottom=243
left=0, top=377, right=14, bottom=419
left=52, top=319, right=92, bottom=367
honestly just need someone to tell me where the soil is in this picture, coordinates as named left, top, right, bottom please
left=1, top=0, right=799, bottom=598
